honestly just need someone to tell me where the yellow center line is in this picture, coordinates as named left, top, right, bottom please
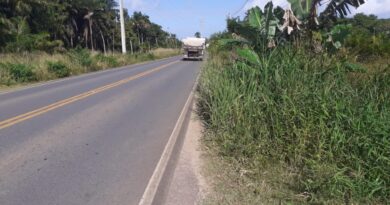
left=0, top=60, right=179, bottom=130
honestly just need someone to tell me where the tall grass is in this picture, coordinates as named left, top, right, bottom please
left=0, top=48, right=180, bottom=87
left=198, top=47, right=390, bottom=203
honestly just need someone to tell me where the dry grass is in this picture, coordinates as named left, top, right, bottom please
left=151, top=48, right=181, bottom=58
left=201, top=134, right=309, bottom=205
left=0, top=48, right=180, bottom=89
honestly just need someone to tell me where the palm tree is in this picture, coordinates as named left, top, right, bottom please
left=71, top=0, right=106, bottom=50
left=288, top=0, right=366, bottom=29
left=92, top=0, right=118, bottom=54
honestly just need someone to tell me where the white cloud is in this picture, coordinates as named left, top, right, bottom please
left=352, top=0, right=390, bottom=18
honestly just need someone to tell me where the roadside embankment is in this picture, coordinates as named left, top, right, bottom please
left=163, top=104, right=208, bottom=205
left=0, top=48, right=180, bottom=90
left=197, top=46, right=390, bottom=204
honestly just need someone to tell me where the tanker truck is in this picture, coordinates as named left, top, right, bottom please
left=182, top=37, right=206, bottom=61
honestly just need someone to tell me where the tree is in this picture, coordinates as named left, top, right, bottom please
left=287, top=0, right=366, bottom=30
left=0, top=0, right=180, bottom=53
left=195, top=32, right=201, bottom=38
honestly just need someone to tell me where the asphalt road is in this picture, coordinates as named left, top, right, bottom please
left=0, top=56, right=201, bottom=205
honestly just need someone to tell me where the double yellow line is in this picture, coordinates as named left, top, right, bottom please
left=0, top=61, right=179, bottom=130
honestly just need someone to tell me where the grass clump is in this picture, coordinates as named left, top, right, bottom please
left=95, top=54, right=119, bottom=68
left=0, top=63, right=36, bottom=83
left=198, top=47, right=390, bottom=204
left=47, top=61, right=70, bottom=78
left=68, top=48, right=94, bottom=69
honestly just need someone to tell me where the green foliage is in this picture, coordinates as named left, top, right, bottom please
left=287, top=0, right=366, bottom=29
left=195, top=32, right=201, bottom=38
left=247, top=6, right=263, bottom=28
left=47, top=61, right=70, bottom=78
left=135, top=53, right=156, bottom=61
left=236, top=48, right=260, bottom=65
left=147, top=53, right=155, bottom=60
left=226, top=3, right=284, bottom=50
left=199, top=47, right=390, bottom=203
left=0, top=49, right=179, bottom=86
left=68, top=48, right=93, bottom=68
left=248, top=3, right=280, bottom=41
left=5, top=33, right=63, bottom=53
left=0, top=63, right=36, bottom=82
left=0, top=0, right=180, bottom=53
left=287, top=0, right=312, bottom=19
left=338, top=14, right=390, bottom=59
left=95, top=54, right=119, bottom=67
left=201, top=3, right=388, bottom=204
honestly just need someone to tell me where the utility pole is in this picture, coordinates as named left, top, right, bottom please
left=119, top=0, right=127, bottom=54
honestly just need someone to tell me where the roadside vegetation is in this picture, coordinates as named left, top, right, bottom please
left=0, top=48, right=179, bottom=88
left=0, top=0, right=181, bottom=88
left=198, top=1, right=389, bottom=204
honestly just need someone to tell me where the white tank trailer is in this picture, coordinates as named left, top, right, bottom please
left=182, top=37, right=206, bottom=61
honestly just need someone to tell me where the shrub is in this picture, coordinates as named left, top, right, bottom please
left=47, top=61, right=70, bottom=78
left=5, top=33, right=63, bottom=53
left=95, top=54, right=119, bottom=67
left=0, top=63, right=12, bottom=85
left=147, top=53, right=156, bottom=60
left=3, top=63, right=36, bottom=82
left=68, top=47, right=93, bottom=68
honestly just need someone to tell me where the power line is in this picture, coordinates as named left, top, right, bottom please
left=232, top=0, right=252, bottom=17
left=232, top=0, right=292, bottom=17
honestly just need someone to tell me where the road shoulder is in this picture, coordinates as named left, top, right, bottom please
left=162, top=102, right=208, bottom=205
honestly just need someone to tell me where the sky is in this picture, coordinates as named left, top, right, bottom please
left=123, top=0, right=390, bottom=39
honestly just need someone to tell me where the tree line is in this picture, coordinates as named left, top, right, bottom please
left=0, top=0, right=181, bottom=53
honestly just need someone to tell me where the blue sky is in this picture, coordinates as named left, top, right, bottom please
left=124, top=0, right=244, bottom=39
left=123, top=0, right=390, bottom=39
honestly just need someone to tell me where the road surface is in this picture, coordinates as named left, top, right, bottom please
left=0, top=56, right=201, bottom=205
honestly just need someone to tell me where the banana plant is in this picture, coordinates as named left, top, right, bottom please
left=246, top=2, right=281, bottom=48
left=222, top=1, right=302, bottom=50
left=279, top=8, right=302, bottom=35
left=325, top=24, right=352, bottom=49
left=287, top=0, right=366, bottom=29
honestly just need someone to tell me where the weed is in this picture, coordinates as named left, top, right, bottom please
left=0, top=49, right=180, bottom=88
left=68, top=48, right=94, bottom=68
left=47, top=61, right=70, bottom=78
left=95, top=54, right=119, bottom=68
left=198, top=47, right=390, bottom=203
left=0, top=63, right=36, bottom=82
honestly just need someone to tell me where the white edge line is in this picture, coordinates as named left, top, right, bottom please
left=0, top=55, right=181, bottom=96
left=138, top=73, right=199, bottom=205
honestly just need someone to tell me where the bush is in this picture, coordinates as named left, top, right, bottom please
left=134, top=53, right=156, bottom=61
left=95, top=54, right=119, bottom=67
left=5, top=33, right=63, bottom=53
left=68, top=47, right=93, bottom=68
left=47, top=61, right=70, bottom=78
left=147, top=53, right=155, bottom=60
left=2, top=63, right=37, bottom=82
left=199, top=47, right=390, bottom=203
left=0, top=63, right=12, bottom=85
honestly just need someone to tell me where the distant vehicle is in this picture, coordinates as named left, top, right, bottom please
left=182, top=37, right=206, bottom=61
